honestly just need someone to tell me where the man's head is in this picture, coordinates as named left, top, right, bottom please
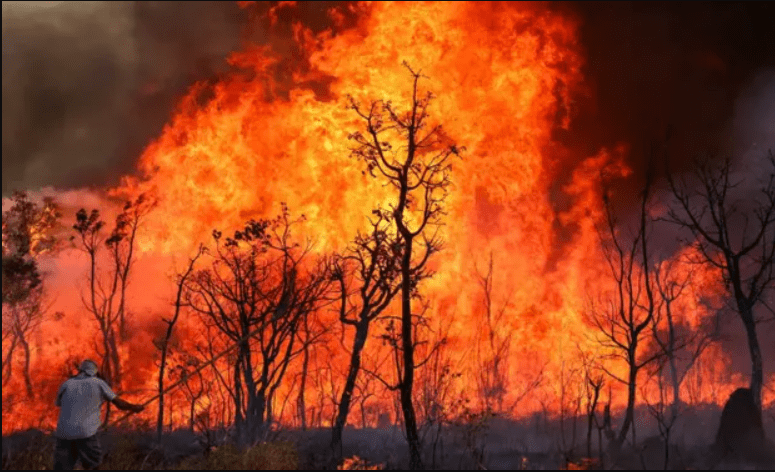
left=78, top=359, right=99, bottom=377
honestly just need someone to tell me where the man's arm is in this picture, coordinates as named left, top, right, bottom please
left=111, top=397, right=144, bottom=413
left=96, top=377, right=142, bottom=412
left=55, top=383, right=66, bottom=407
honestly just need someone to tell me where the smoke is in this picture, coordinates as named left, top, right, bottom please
left=732, top=69, right=775, bottom=171
left=564, top=1, right=775, bottom=178
left=1, top=1, right=245, bottom=195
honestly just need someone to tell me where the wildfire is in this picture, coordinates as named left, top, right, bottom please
left=118, top=0, right=593, bottom=414
left=2, top=1, right=770, bottom=435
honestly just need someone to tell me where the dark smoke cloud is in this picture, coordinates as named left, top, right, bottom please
left=2, top=1, right=245, bottom=195
left=561, top=1, right=775, bottom=176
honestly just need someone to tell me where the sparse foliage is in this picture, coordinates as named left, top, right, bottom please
left=71, top=194, right=153, bottom=390
left=2, top=191, right=60, bottom=395
left=586, top=165, right=662, bottom=449
left=348, top=62, right=462, bottom=470
left=665, top=151, right=775, bottom=410
left=473, top=253, right=514, bottom=414
left=186, top=205, right=331, bottom=446
left=157, top=244, right=205, bottom=443
left=331, top=210, right=403, bottom=460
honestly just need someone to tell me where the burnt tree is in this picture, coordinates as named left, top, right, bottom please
left=586, top=168, right=662, bottom=449
left=156, top=245, right=205, bottom=444
left=2, top=285, right=48, bottom=397
left=666, top=152, right=775, bottom=410
left=578, top=350, right=605, bottom=460
left=2, top=191, right=60, bottom=396
left=295, top=286, right=332, bottom=432
left=474, top=253, right=514, bottom=414
left=187, top=206, right=330, bottom=446
left=331, top=210, right=402, bottom=459
left=112, top=195, right=152, bottom=340
left=649, top=260, right=716, bottom=414
left=348, top=63, right=461, bottom=470
left=71, top=195, right=152, bottom=388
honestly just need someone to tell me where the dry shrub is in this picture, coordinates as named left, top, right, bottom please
left=175, top=441, right=298, bottom=470
left=101, top=435, right=166, bottom=470
left=1, top=430, right=53, bottom=470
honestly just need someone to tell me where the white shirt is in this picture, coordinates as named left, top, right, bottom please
left=55, top=373, right=117, bottom=439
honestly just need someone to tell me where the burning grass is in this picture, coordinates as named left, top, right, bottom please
left=174, top=442, right=297, bottom=470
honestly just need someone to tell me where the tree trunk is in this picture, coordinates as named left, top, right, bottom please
left=332, top=322, right=369, bottom=459
left=616, top=357, right=638, bottom=447
left=739, top=302, right=763, bottom=410
left=119, top=276, right=129, bottom=341
left=244, top=369, right=264, bottom=446
left=298, top=341, right=310, bottom=432
left=587, top=414, right=593, bottom=458
left=2, top=335, right=18, bottom=385
left=401, top=242, right=423, bottom=470
left=234, top=357, right=244, bottom=446
left=586, top=384, right=600, bottom=459
left=245, top=389, right=265, bottom=446
left=190, top=398, right=196, bottom=432
left=157, top=339, right=168, bottom=444
left=101, top=329, right=112, bottom=383
left=665, top=308, right=681, bottom=417
left=402, top=384, right=423, bottom=470
left=597, top=427, right=604, bottom=465
left=668, top=351, right=680, bottom=418
left=19, top=333, right=33, bottom=398
left=108, top=329, right=121, bottom=385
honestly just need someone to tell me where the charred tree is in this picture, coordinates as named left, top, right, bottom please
left=666, top=152, right=775, bottom=411
left=348, top=63, right=461, bottom=470
left=112, top=195, right=152, bottom=340
left=71, top=195, right=151, bottom=389
left=474, top=253, right=514, bottom=414
left=156, top=245, right=204, bottom=444
left=296, top=290, right=331, bottom=432
left=2, top=191, right=60, bottom=395
left=586, top=167, right=662, bottom=450
left=640, top=259, right=717, bottom=470
left=187, top=206, right=330, bottom=446
left=330, top=210, right=402, bottom=460
left=2, top=286, right=48, bottom=397
left=171, top=355, right=210, bottom=433
left=583, top=365, right=604, bottom=460
left=650, top=260, right=716, bottom=412
left=331, top=210, right=402, bottom=459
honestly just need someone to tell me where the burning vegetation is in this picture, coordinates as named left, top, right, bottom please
left=2, top=1, right=775, bottom=470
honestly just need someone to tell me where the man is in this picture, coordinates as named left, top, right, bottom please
left=53, top=359, right=144, bottom=470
